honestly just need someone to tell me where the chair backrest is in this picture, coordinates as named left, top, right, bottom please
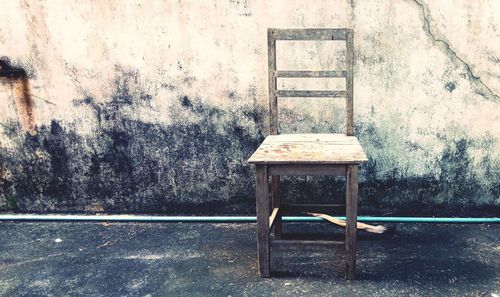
left=267, top=28, right=354, bottom=136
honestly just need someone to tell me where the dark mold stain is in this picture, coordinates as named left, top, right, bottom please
left=445, top=81, right=456, bottom=92
left=160, top=82, right=175, bottom=90
left=0, top=74, right=266, bottom=214
left=438, top=138, right=480, bottom=209
left=0, top=74, right=498, bottom=216
left=354, top=122, right=499, bottom=217
left=180, top=95, right=193, bottom=108
left=0, top=163, right=15, bottom=210
left=0, top=57, right=37, bottom=135
left=0, top=58, right=26, bottom=78
left=42, top=120, right=73, bottom=199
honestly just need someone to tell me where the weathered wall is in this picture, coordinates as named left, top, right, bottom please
left=0, top=0, right=498, bottom=215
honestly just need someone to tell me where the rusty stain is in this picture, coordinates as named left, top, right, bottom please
left=0, top=58, right=37, bottom=135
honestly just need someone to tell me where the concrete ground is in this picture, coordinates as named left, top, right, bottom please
left=0, top=221, right=498, bottom=297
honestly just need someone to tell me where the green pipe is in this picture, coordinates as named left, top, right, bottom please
left=0, top=214, right=498, bottom=223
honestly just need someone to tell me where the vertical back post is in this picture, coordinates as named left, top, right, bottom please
left=345, top=29, right=354, bottom=136
left=268, top=29, right=278, bottom=135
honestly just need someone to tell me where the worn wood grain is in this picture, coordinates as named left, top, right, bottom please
left=248, top=134, right=367, bottom=164
left=258, top=133, right=358, bottom=143
left=276, top=70, right=347, bottom=78
left=271, top=239, right=345, bottom=248
left=275, top=90, right=346, bottom=98
left=253, top=28, right=363, bottom=280
left=268, top=164, right=347, bottom=176
left=255, top=165, right=270, bottom=277
left=268, top=29, right=278, bottom=135
left=345, top=29, right=354, bottom=136
left=345, top=165, right=358, bottom=280
left=270, top=28, right=348, bottom=40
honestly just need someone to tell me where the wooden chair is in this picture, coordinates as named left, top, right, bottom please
left=248, top=28, right=367, bottom=279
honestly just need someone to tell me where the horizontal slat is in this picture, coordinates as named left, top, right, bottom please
left=270, top=28, right=348, bottom=40
left=275, top=90, right=346, bottom=98
left=276, top=71, right=347, bottom=78
left=268, top=164, right=347, bottom=176
left=265, top=134, right=358, bottom=143
left=271, top=239, right=344, bottom=248
left=280, top=204, right=345, bottom=215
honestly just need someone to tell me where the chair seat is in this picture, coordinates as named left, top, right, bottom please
left=248, top=133, right=367, bottom=165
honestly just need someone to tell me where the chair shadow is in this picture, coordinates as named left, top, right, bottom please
left=269, top=224, right=497, bottom=284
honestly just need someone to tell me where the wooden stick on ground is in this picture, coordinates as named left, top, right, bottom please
left=308, top=212, right=387, bottom=234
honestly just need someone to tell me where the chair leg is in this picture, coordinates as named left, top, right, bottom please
left=271, top=176, right=282, bottom=239
left=255, top=165, right=270, bottom=277
left=345, top=165, right=358, bottom=280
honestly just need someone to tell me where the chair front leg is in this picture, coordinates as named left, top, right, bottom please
left=255, top=164, right=270, bottom=277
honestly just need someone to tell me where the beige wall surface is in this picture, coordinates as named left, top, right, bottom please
left=0, top=0, right=498, bottom=215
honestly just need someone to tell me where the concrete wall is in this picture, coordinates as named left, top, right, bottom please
left=0, top=0, right=498, bottom=215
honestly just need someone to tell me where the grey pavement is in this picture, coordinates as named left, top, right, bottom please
left=0, top=221, right=498, bottom=296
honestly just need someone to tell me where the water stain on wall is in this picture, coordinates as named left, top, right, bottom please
left=0, top=58, right=37, bottom=135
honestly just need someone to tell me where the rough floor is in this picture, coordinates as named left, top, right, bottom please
left=0, top=222, right=498, bottom=296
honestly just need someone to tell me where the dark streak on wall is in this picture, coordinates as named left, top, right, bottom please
left=0, top=58, right=37, bottom=135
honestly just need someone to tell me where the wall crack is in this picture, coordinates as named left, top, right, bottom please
left=411, top=0, right=499, bottom=102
